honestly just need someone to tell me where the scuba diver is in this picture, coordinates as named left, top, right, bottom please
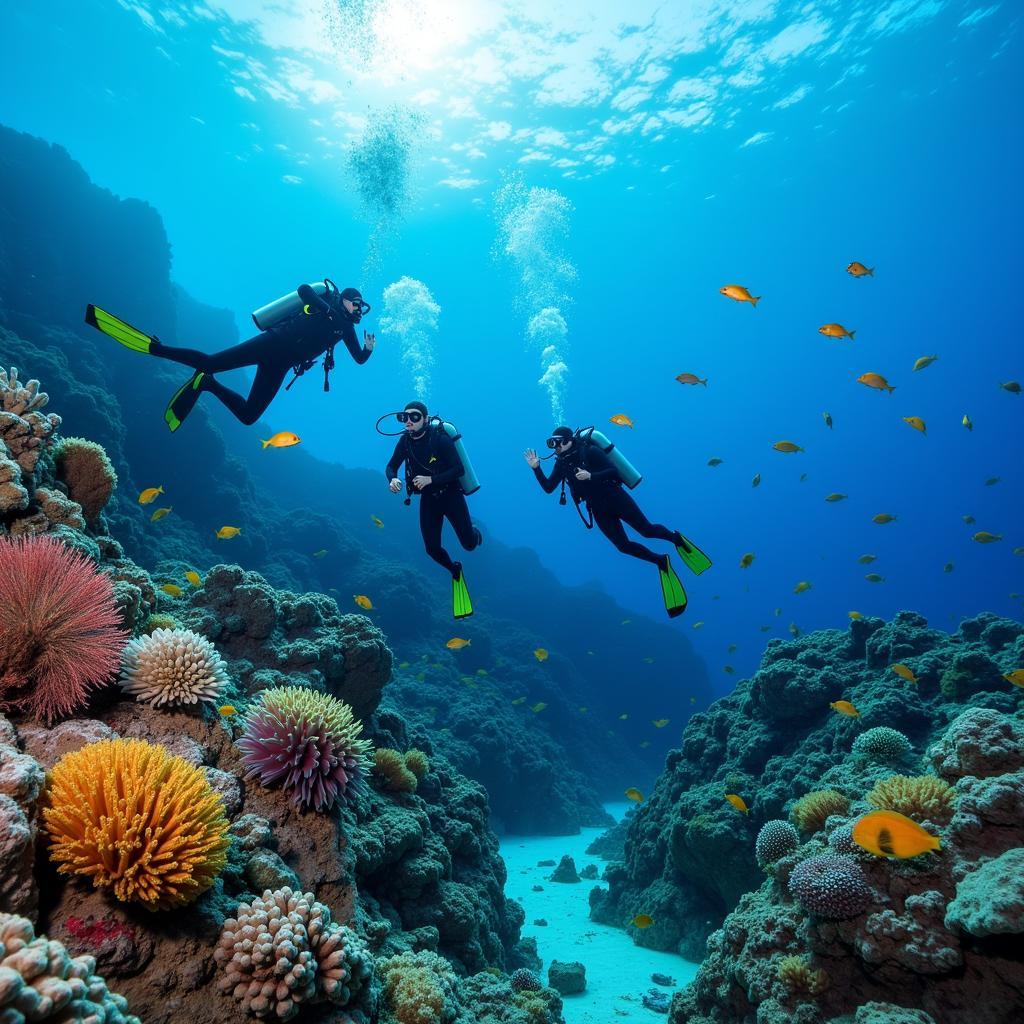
left=84, top=279, right=373, bottom=431
left=524, top=425, right=711, bottom=617
left=381, top=401, right=481, bottom=619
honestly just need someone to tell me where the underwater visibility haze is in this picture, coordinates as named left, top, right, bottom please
left=0, top=1, right=1022, bottom=1023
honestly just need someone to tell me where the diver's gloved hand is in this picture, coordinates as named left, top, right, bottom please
left=575, top=469, right=591, bottom=481
left=524, top=448, right=540, bottom=469
left=388, top=478, right=403, bottom=493
left=363, top=331, right=376, bottom=351
left=412, top=475, right=432, bottom=491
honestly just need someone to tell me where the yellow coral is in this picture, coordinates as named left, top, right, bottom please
left=404, top=748, right=430, bottom=780
left=379, top=951, right=455, bottom=1024
left=790, top=790, right=850, bottom=833
left=777, top=955, right=829, bottom=996
left=867, top=774, right=955, bottom=824
left=372, top=747, right=418, bottom=793
left=142, top=613, right=181, bottom=634
left=43, top=738, right=229, bottom=909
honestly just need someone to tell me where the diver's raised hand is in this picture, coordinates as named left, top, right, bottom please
left=575, top=468, right=591, bottom=481
left=389, top=477, right=403, bottom=493
left=363, top=331, right=376, bottom=351
left=524, top=448, right=540, bottom=469
left=412, top=475, right=431, bottom=490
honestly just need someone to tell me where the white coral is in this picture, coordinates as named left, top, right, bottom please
left=120, top=627, right=228, bottom=707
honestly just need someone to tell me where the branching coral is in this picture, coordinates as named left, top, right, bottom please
left=372, top=747, right=419, bottom=793
left=378, top=950, right=458, bottom=1024
left=214, top=887, right=373, bottom=1021
left=0, top=533, right=126, bottom=723
left=0, top=367, right=61, bottom=477
left=404, top=748, right=430, bottom=780
left=43, top=738, right=229, bottom=909
left=755, top=820, right=800, bottom=866
left=777, top=954, right=829, bottom=996
left=867, top=774, right=956, bottom=824
left=54, top=436, right=117, bottom=523
left=238, top=686, right=372, bottom=811
left=788, top=854, right=873, bottom=918
left=0, top=912, right=140, bottom=1023
left=790, top=790, right=850, bottom=833
left=119, top=627, right=229, bottom=707
left=852, top=727, right=912, bottom=763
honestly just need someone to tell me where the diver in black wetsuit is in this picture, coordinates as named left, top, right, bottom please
left=384, top=401, right=481, bottom=617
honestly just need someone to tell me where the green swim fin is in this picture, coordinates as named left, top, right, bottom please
left=452, top=563, right=474, bottom=619
left=164, top=372, right=205, bottom=433
left=84, top=304, right=155, bottom=353
left=658, top=556, right=688, bottom=618
left=675, top=532, right=712, bottom=576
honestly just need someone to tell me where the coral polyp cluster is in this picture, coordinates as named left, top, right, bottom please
left=866, top=773, right=956, bottom=824
left=776, top=954, right=829, bottom=996
left=755, top=820, right=800, bottom=867
left=790, top=789, right=850, bottom=833
left=43, top=738, right=229, bottom=909
left=119, top=626, right=229, bottom=707
left=787, top=854, right=874, bottom=919
left=372, top=747, right=420, bottom=793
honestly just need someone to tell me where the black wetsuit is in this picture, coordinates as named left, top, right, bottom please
left=386, top=427, right=479, bottom=576
left=151, top=284, right=370, bottom=425
left=532, top=441, right=678, bottom=566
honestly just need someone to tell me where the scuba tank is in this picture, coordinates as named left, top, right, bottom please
left=430, top=417, right=480, bottom=496
left=576, top=426, right=642, bottom=488
left=251, top=279, right=340, bottom=331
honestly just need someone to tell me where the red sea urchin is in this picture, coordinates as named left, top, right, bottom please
left=237, top=686, right=373, bottom=811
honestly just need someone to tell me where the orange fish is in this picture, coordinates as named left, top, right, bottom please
left=830, top=700, right=860, bottom=717
left=446, top=638, right=471, bottom=650
left=261, top=431, right=301, bottom=449
left=675, top=373, right=708, bottom=386
left=858, top=372, right=895, bottom=393
left=819, top=323, right=856, bottom=340
left=720, top=284, right=760, bottom=307
left=891, top=664, right=917, bottom=684
left=852, top=810, right=941, bottom=858
left=846, top=262, right=874, bottom=278
left=609, top=414, right=634, bottom=428
left=725, top=793, right=749, bottom=814
left=772, top=441, right=804, bottom=453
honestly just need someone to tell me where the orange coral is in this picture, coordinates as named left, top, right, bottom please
left=777, top=955, right=829, bottom=996
left=790, top=790, right=850, bottom=833
left=867, top=774, right=955, bottom=824
left=43, top=738, right=229, bottom=909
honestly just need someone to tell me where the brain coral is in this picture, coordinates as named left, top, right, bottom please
left=214, top=887, right=373, bottom=1021
left=0, top=911, right=140, bottom=1023
left=790, top=790, right=850, bottom=833
left=43, top=738, right=229, bottom=909
left=119, top=627, right=229, bottom=707
left=0, top=533, right=126, bottom=723
left=788, top=855, right=873, bottom=918
left=238, top=686, right=373, bottom=811
left=852, top=726, right=911, bottom=763
left=53, top=436, right=117, bottom=523
left=755, top=820, right=800, bottom=866
left=867, top=774, right=955, bottom=824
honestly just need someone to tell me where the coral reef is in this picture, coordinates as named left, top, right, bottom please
left=787, top=855, right=874, bottom=918
left=509, top=968, right=542, bottom=993
left=852, top=726, right=912, bottom=763
left=776, top=954, right=829, bottom=996
left=0, top=366, right=60, bottom=478
left=43, top=738, right=229, bottom=909
left=372, top=747, right=420, bottom=794
left=791, top=790, right=850, bottom=833
left=405, top=748, right=430, bottom=780
left=755, top=820, right=800, bottom=867
left=0, top=716, right=45, bottom=919
left=379, top=949, right=458, bottom=1024
left=119, top=626, right=229, bottom=707
left=866, top=774, right=956, bottom=824
left=53, top=436, right=117, bottom=524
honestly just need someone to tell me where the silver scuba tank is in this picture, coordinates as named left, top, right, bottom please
left=433, top=418, right=480, bottom=495
left=251, top=280, right=337, bottom=330
left=578, top=426, right=642, bottom=489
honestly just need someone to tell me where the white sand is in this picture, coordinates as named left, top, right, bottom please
left=499, top=803, right=698, bottom=1022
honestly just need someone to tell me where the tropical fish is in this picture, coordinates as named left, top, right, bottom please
left=830, top=700, right=860, bottom=717
left=621, top=619, right=632, bottom=625
left=903, top=417, right=927, bottom=434
left=825, top=493, right=847, bottom=503
left=151, top=506, right=172, bottom=522
left=794, top=581, right=812, bottom=594
left=740, top=553, right=755, bottom=569
left=707, top=458, right=723, bottom=467
left=261, top=431, right=301, bottom=449
left=772, top=440, right=804, bottom=453
left=630, top=914, right=654, bottom=929
left=723, top=665, right=734, bottom=674
left=999, top=381, right=1021, bottom=394
left=872, top=513, right=897, bottom=524
left=215, top=526, right=241, bottom=538
left=775, top=608, right=782, bottom=616
left=848, top=611, right=863, bottom=620
left=913, top=355, right=938, bottom=372
left=624, top=788, right=644, bottom=804
left=692, top=621, right=705, bottom=630
left=531, top=702, right=547, bottom=713
left=640, top=740, right=652, bottom=748
left=944, top=563, right=954, bottom=573
left=858, top=372, right=895, bottom=393
left=789, top=623, right=800, bottom=638
left=652, top=719, right=670, bottom=728
left=1003, top=670, right=1024, bottom=688
left=846, top=262, right=874, bottom=277
left=675, top=373, right=707, bottom=386
left=973, top=531, right=1002, bottom=544
left=962, top=414, right=973, bottom=431
left=725, top=793, right=749, bottom=814
left=760, top=625, right=771, bottom=632
left=354, top=594, right=373, bottom=610
left=891, top=663, right=918, bottom=684
left=160, top=583, right=183, bottom=598
left=1014, top=547, right=1024, bottom=557
left=819, top=323, right=856, bottom=340
left=865, top=573, right=885, bottom=583
left=511, top=697, right=526, bottom=705
left=398, top=661, right=410, bottom=669
left=533, top=648, right=549, bottom=662
left=184, top=570, right=202, bottom=587
left=371, top=515, right=385, bottom=528
left=858, top=554, right=877, bottom=564
left=720, top=284, right=760, bottom=306
left=852, top=810, right=941, bottom=859
left=312, top=549, right=328, bottom=558
left=446, top=638, right=471, bottom=650
left=609, top=414, right=634, bottom=428
left=823, top=411, right=833, bottom=429
left=138, top=486, right=164, bottom=505
left=476, top=669, right=488, bottom=676
left=218, top=705, right=237, bottom=717
left=962, top=515, right=975, bottom=524
left=728, top=644, right=738, bottom=653
left=619, top=714, right=629, bottom=721
left=800, top=473, right=808, bottom=482
left=752, top=473, right=761, bottom=487
left=984, top=477, right=1000, bottom=486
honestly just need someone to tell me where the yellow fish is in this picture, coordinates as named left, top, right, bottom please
left=725, top=793, right=749, bottom=814
left=619, top=713, right=629, bottom=720
left=624, top=788, right=644, bottom=803
left=962, top=515, right=975, bottom=524
left=973, top=532, right=1002, bottom=544
left=621, top=619, right=632, bottom=625
left=772, top=440, right=804, bottom=453
left=830, top=700, right=860, bottom=717
left=138, top=486, right=164, bottom=505
left=609, top=414, right=634, bottom=428
left=891, top=663, right=917, bottom=684
left=719, top=284, right=760, bottom=307
left=313, top=549, right=328, bottom=558
left=819, top=323, right=856, bottom=340
left=846, top=262, right=874, bottom=278
left=160, top=583, right=183, bottom=598
left=150, top=506, right=172, bottom=522
left=872, top=513, right=898, bottom=524
left=962, top=414, right=973, bottom=431
left=848, top=611, right=863, bottom=620
left=476, top=668, right=488, bottom=676
left=216, top=526, right=241, bottom=538
left=446, top=637, right=471, bottom=650
left=858, top=554, right=877, bottom=564
left=534, top=648, right=549, bottom=662
left=652, top=718, right=669, bottom=728
left=354, top=594, right=373, bottom=610
left=794, top=581, right=812, bottom=594
left=903, top=416, right=927, bottom=434
left=218, top=705, right=237, bottom=717
left=825, top=493, right=847, bottom=502
left=643, top=657, right=655, bottom=664
left=531, top=702, right=547, bottom=713
left=752, top=473, right=761, bottom=487
left=1015, top=548, right=1024, bottom=556
left=399, top=661, right=410, bottom=669
left=640, top=740, right=651, bottom=748
left=511, top=697, right=526, bottom=705
left=823, top=411, right=833, bottom=429
left=865, top=573, right=885, bottom=583
left=675, top=373, right=707, bottom=386
left=261, top=431, right=301, bottom=449
left=999, top=381, right=1021, bottom=394
left=630, top=914, right=654, bottom=929
left=371, top=515, right=385, bottom=528
left=1003, top=670, right=1024, bottom=688
left=858, top=372, right=895, bottom=393
left=852, top=810, right=941, bottom=859
left=578, top=706, right=588, bottom=713
left=740, top=553, right=755, bottom=569
left=913, top=355, right=938, bottom=372
left=692, top=621, right=705, bottom=630
left=184, top=570, right=202, bottom=587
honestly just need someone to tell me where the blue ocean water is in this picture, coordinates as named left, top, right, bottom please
left=1, top=0, right=1020, bottom=690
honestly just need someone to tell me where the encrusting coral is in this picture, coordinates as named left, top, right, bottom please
left=53, top=436, right=117, bottom=524
left=214, top=887, right=373, bottom=1021
left=378, top=949, right=458, bottom=1024
left=790, top=789, right=850, bottom=833
left=787, top=854, right=874, bottom=919
left=0, top=911, right=140, bottom=1023
left=238, top=686, right=372, bottom=811
left=43, top=738, right=229, bottom=909
left=866, top=774, right=956, bottom=824
left=0, top=533, right=126, bottom=723
left=372, top=747, right=419, bottom=793
left=119, top=626, right=229, bottom=708
left=776, top=954, right=829, bottom=996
